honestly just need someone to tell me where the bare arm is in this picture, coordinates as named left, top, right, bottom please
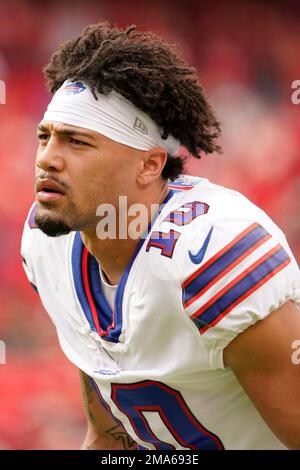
left=79, top=370, right=137, bottom=450
left=224, top=300, right=300, bottom=449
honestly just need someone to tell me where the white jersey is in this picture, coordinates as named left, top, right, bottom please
left=21, top=176, right=300, bottom=450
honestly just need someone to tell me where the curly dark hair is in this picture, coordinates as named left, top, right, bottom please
left=43, top=22, right=221, bottom=180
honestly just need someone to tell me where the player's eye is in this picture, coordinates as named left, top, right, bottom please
left=69, top=138, right=89, bottom=146
left=37, top=133, right=49, bottom=141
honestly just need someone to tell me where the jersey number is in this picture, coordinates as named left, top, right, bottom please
left=146, top=201, right=209, bottom=258
left=111, top=380, right=223, bottom=450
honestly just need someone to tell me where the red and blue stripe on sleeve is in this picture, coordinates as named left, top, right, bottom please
left=182, top=223, right=291, bottom=334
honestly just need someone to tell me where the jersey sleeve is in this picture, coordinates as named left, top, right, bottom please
left=21, top=203, right=38, bottom=291
left=181, top=215, right=300, bottom=369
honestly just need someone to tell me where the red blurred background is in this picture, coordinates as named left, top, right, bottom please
left=0, top=0, right=299, bottom=449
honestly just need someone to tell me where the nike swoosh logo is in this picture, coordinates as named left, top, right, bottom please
left=188, top=226, right=214, bottom=264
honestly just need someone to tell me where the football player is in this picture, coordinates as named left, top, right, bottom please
left=22, top=23, right=300, bottom=450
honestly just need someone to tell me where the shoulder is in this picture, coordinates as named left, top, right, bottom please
left=21, top=203, right=44, bottom=266
left=170, top=174, right=298, bottom=277
left=150, top=176, right=300, bottom=366
left=169, top=175, right=281, bottom=226
left=22, top=203, right=57, bottom=253
left=21, top=203, right=73, bottom=284
left=159, top=176, right=290, bottom=266
left=146, top=177, right=270, bottom=279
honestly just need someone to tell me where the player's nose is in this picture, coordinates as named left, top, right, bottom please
left=36, top=136, right=65, bottom=173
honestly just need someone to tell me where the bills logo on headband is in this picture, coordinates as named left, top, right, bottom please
left=61, top=82, right=86, bottom=95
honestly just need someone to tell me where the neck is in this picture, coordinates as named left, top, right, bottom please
left=80, top=182, right=169, bottom=285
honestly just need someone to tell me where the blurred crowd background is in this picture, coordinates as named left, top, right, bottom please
left=0, top=0, right=299, bottom=449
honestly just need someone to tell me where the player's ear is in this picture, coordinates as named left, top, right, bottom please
left=137, top=147, right=167, bottom=186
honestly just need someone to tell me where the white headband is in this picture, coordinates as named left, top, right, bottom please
left=42, top=80, right=180, bottom=155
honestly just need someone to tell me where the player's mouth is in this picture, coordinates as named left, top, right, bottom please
left=36, top=178, right=66, bottom=202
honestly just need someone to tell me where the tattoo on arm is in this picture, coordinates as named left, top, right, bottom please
left=80, top=370, right=97, bottom=424
left=105, top=425, right=137, bottom=450
left=80, top=371, right=137, bottom=449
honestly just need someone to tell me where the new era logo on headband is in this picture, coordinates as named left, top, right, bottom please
left=134, top=117, right=148, bottom=135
